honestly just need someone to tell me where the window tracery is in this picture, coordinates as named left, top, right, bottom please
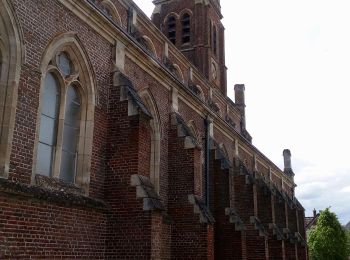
left=35, top=33, right=95, bottom=193
left=36, top=52, right=83, bottom=184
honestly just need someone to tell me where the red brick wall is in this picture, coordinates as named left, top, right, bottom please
left=0, top=190, right=106, bottom=258
left=211, top=150, right=243, bottom=259
left=168, top=125, right=213, bottom=259
left=9, top=0, right=112, bottom=192
left=268, top=239, right=284, bottom=260
left=104, top=85, right=154, bottom=258
left=1, top=0, right=307, bottom=258
left=124, top=57, right=171, bottom=206
left=275, top=197, right=287, bottom=229
left=233, top=174, right=254, bottom=223
left=245, top=230, right=267, bottom=260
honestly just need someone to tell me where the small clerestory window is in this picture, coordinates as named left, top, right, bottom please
left=213, top=25, right=218, bottom=56
left=181, top=13, right=190, bottom=44
left=167, top=16, right=176, bottom=45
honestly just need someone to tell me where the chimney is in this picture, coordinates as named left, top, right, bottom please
left=234, top=84, right=245, bottom=112
left=235, top=83, right=245, bottom=118
left=313, top=209, right=317, bottom=218
left=283, top=149, right=295, bottom=179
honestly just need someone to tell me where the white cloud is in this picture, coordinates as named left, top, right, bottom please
left=134, top=0, right=350, bottom=224
left=295, top=165, right=350, bottom=223
left=341, top=186, right=350, bottom=193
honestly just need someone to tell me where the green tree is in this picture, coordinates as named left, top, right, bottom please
left=308, top=208, right=348, bottom=260
left=346, top=229, right=350, bottom=257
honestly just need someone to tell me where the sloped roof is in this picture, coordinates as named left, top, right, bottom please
left=305, top=214, right=320, bottom=230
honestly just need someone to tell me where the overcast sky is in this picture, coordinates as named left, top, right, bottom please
left=133, top=0, right=350, bottom=225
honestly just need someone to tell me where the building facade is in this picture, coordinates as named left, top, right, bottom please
left=0, top=0, right=307, bottom=258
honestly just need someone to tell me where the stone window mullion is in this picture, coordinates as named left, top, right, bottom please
left=52, top=78, right=68, bottom=179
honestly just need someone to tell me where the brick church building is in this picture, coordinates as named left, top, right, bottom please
left=0, top=0, right=307, bottom=258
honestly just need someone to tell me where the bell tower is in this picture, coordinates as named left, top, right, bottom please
left=152, top=0, right=227, bottom=95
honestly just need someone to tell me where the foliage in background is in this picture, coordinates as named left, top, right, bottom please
left=308, top=208, right=348, bottom=260
left=346, top=229, right=350, bottom=257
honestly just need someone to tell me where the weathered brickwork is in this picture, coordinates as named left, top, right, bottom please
left=0, top=0, right=307, bottom=258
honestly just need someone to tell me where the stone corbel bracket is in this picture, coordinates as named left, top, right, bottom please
left=130, top=174, right=165, bottom=211
left=268, top=223, right=286, bottom=240
left=250, top=216, right=268, bottom=237
left=188, top=194, right=215, bottom=224
left=171, top=113, right=201, bottom=149
left=113, top=70, right=152, bottom=118
left=225, top=207, right=245, bottom=231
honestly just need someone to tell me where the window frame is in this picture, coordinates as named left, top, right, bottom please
left=167, top=15, right=177, bottom=45
left=0, top=41, right=7, bottom=139
left=181, top=13, right=191, bottom=45
left=0, top=2, right=23, bottom=179
left=33, top=33, right=96, bottom=194
left=36, top=51, right=87, bottom=185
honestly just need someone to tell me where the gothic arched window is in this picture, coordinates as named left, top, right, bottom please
left=35, top=33, right=95, bottom=194
left=167, top=16, right=176, bottom=45
left=181, top=13, right=190, bottom=44
left=36, top=52, right=83, bottom=183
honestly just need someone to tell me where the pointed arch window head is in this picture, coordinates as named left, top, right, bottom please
left=57, top=52, right=73, bottom=76
left=182, top=13, right=191, bottom=44
left=35, top=39, right=94, bottom=192
left=167, top=16, right=176, bottom=45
